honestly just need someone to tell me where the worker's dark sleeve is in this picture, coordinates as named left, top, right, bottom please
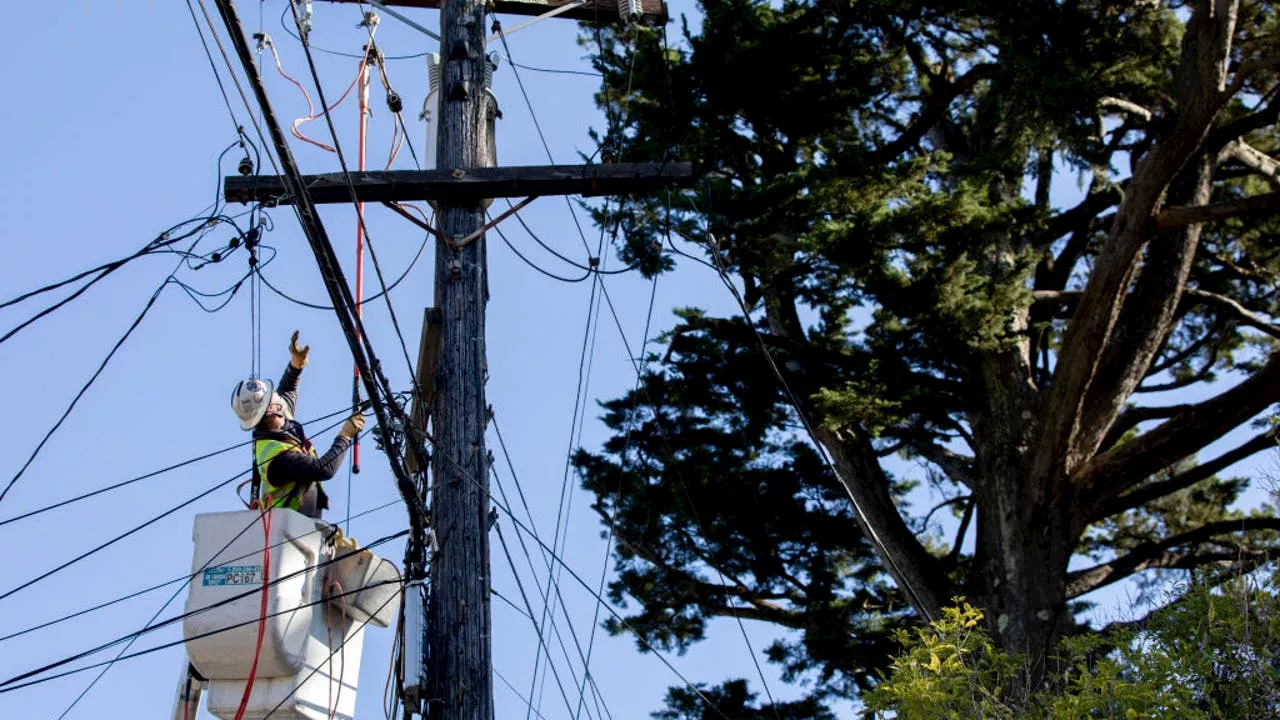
left=277, top=363, right=302, bottom=417
left=267, top=435, right=352, bottom=485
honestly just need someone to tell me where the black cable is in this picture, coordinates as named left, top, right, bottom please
left=278, top=3, right=426, bottom=61
left=288, top=9, right=423, bottom=407
left=185, top=0, right=244, bottom=133
left=504, top=58, right=601, bottom=78
left=0, top=278, right=172, bottom=506
left=0, top=498, right=401, bottom=644
left=0, top=216, right=240, bottom=343
left=492, top=222, right=592, bottom=283
left=0, top=403, right=360, bottom=528
left=0, top=468, right=244, bottom=603
left=255, top=228, right=429, bottom=310
left=490, top=466, right=614, bottom=720
left=0, top=577, right=403, bottom=694
left=0, top=530, right=406, bottom=690
left=492, top=518, right=584, bottom=720
left=461, top=460, right=731, bottom=720
left=259, top=587, right=403, bottom=718
left=502, top=202, right=644, bottom=276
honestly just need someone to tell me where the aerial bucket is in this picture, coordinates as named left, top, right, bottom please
left=178, top=509, right=401, bottom=720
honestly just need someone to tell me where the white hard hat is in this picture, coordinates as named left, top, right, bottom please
left=231, top=378, right=276, bottom=431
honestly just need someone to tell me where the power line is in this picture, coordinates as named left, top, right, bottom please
left=0, top=498, right=401, bottom=644
left=0, top=468, right=244, bottom=603
left=493, top=516, right=589, bottom=720
left=0, top=576, right=403, bottom=695
left=1, top=530, right=405, bottom=690
left=258, top=586, right=404, bottom=719
left=0, top=272, right=175, bottom=506
left=254, top=225, right=429, bottom=311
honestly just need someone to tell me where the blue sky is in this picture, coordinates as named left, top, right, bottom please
left=0, top=3, right=1275, bottom=720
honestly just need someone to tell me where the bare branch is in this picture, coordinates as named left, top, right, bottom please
left=1100, top=96, right=1154, bottom=122
left=1065, top=517, right=1280, bottom=598
left=704, top=603, right=801, bottom=625
left=1219, top=139, right=1280, bottom=189
left=1034, top=0, right=1242, bottom=481
left=914, top=442, right=975, bottom=488
left=1100, top=403, right=1198, bottom=451
left=1076, top=350, right=1280, bottom=503
left=1155, top=190, right=1280, bottom=230
left=1098, top=429, right=1279, bottom=520
left=1224, top=56, right=1280, bottom=100
left=1185, top=287, right=1280, bottom=339
left=948, top=498, right=974, bottom=563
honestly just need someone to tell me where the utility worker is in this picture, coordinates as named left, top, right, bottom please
left=230, top=331, right=364, bottom=518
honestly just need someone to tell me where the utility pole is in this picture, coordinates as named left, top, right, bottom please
left=427, top=0, right=496, bottom=713
left=225, top=1, right=687, bottom=717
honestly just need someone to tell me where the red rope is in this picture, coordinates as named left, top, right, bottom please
left=232, top=507, right=273, bottom=720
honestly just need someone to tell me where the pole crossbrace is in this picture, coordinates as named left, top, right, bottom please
left=224, top=162, right=695, bottom=205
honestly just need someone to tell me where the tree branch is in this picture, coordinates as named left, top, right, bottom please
left=914, top=442, right=975, bottom=489
left=867, top=63, right=996, bottom=165
left=1033, top=0, right=1242, bottom=482
left=1219, top=139, right=1280, bottom=189
left=1099, top=96, right=1154, bottom=123
left=1099, top=403, right=1198, bottom=451
left=1185, top=287, right=1280, bottom=340
left=1155, top=190, right=1280, bottom=231
left=1097, top=429, right=1279, bottom=521
left=1065, top=517, right=1280, bottom=599
left=1077, top=350, right=1280, bottom=507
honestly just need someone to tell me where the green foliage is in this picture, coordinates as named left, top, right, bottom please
left=866, top=571, right=1280, bottom=719
left=576, top=0, right=1280, bottom=717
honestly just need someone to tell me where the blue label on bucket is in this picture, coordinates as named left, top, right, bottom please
left=202, top=565, right=263, bottom=586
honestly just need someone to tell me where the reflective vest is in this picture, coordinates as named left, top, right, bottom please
left=254, top=438, right=319, bottom=511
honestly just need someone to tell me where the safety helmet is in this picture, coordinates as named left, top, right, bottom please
left=231, top=378, right=276, bottom=431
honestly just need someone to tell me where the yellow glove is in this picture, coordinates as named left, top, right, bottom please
left=338, top=413, right=365, bottom=440
left=289, top=330, right=310, bottom=369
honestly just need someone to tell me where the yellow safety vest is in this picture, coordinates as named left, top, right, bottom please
left=254, top=438, right=319, bottom=511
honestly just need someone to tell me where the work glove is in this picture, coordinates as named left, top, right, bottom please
left=289, top=330, right=310, bottom=369
left=338, top=413, right=366, bottom=440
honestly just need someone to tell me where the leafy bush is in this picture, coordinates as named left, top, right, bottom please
left=864, top=567, right=1280, bottom=720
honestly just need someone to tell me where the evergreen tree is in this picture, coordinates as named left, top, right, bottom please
left=577, top=0, right=1280, bottom=713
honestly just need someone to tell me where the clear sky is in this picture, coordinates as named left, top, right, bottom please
left=0, top=3, right=1274, bottom=720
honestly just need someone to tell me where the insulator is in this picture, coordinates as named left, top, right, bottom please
left=237, top=156, right=254, bottom=176
left=618, top=0, right=642, bottom=22
left=485, top=51, right=500, bottom=89
left=427, top=53, right=442, bottom=93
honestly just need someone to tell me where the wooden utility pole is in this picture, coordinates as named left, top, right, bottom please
left=225, top=1, right=686, bottom=717
left=427, top=0, right=496, bottom=713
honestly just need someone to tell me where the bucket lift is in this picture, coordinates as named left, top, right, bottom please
left=173, top=509, right=401, bottom=720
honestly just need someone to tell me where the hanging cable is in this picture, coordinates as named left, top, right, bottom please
left=0, top=497, right=400, bottom=645
left=0, top=577, right=404, bottom=695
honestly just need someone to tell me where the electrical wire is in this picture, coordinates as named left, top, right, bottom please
left=0, top=578, right=404, bottom=695
left=0, top=498, right=401, bottom=644
left=492, top=221, right=592, bottom=283
left=688, top=187, right=938, bottom=624
left=254, top=226, right=429, bottom=311
left=492, top=517, right=586, bottom=720
left=192, top=0, right=283, bottom=179
left=490, top=466, right=614, bottom=720
left=454, top=458, right=731, bottom=720
left=525, top=239, right=607, bottom=719
left=2, top=531, right=404, bottom=689
left=284, top=2, right=432, bottom=468
left=258, top=587, right=403, bottom=719
left=278, top=3, right=427, bottom=61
